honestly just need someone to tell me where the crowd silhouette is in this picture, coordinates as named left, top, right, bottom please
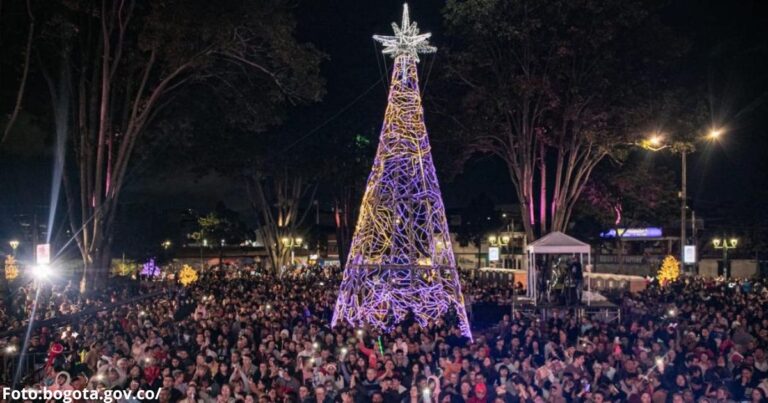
left=1, top=267, right=767, bottom=403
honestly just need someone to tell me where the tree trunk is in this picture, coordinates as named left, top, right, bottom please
left=219, top=243, right=224, bottom=271
left=334, top=195, right=353, bottom=270
left=248, top=172, right=317, bottom=275
left=476, top=240, right=482, bottom=269
left=516, top=166, right=536, bottom=242
left=0, top=258, right=8, bottom=310
left=538, top=143, right=547, bottom=236
left=0, top=0, right=34, bottom=145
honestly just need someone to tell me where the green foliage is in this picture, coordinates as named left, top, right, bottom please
left=441, top=0, right=701, bottom=148
left=575, top=160, right=678, bottom=235
left=435, top=0, right=707, bottom=238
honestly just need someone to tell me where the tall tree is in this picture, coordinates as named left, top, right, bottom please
left=438, top=0, right=694, bottom=240
left=317, top=131, right=376, bottom=270
left=575, top=160, right=677, bottom=270
left=37, top=0, right=323, bottom=290
left=577, top=162, right=678, bottom=235
left=246, top=158, right=319, bottom=273
left=0, top=0, right=34, bottom=145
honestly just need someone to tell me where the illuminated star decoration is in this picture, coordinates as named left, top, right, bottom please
left=373, top=3, right=436, bottom=63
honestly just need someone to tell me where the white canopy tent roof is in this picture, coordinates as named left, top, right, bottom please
left=526, top=231, right=590, bottom=254
left=526, top=231, right=592, bottom=305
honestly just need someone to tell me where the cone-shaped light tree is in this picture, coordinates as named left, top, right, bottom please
left=332, top=4, right=471, bottom=338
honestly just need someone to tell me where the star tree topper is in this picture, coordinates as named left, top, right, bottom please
left=373, top=3, right=436, bottom=62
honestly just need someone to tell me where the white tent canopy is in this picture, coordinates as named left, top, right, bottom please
left=526, top=231, right=592, bottom=305
left=526, top=231, right=590, bottom=254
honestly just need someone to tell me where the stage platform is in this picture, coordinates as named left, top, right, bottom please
left=510, top=296, right=621, bottom=323
left=469, top=297, right=621, bottom=328
left=473, top=268, right=648, bottom=293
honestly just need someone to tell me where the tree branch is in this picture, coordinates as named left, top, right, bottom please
left=1, top=0, right=34, bottom=144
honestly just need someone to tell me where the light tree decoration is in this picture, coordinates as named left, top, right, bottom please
left=112, top=260, right=138, bottom=277
left=179, top=264, right=199, bottom=287
left=657, top=255, right=680, bottom=285
left=140, top=258, right=161, bottom=278
left=4, top=255, right=19, bottom=280
left=332, top=4, right=471, bottom=339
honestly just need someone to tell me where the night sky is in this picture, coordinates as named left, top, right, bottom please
left=141, top=0, right=768, bottom=221
left=1, top=0, right=767, bottom=248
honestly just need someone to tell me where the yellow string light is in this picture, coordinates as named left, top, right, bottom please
left=657, top=255, right=680, bottom=285
left=179, top=264, right=199, bottom=287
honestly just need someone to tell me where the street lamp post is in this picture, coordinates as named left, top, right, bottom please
left=8, top=240, right=19, bottom=256
left=162, top=240, right=173, bottom=279
left=712, top=237, right=738, bottom=278
left=679, top=145, right=691, bottom=272
left=488, top=234, right=511, bottom=268
left=637, top=128, right=722, bottom=274
left=282, top=236, right=303, bottom=266
left=201, top=239, right=208, bottom=271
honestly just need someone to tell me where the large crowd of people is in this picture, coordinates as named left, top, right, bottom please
left=1, top=266, right=768, bottom=403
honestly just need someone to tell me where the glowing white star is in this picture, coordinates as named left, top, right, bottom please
left=373, top=3, right=436, bottom=62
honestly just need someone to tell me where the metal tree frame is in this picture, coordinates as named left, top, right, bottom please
left=331, top=4, right=471, bottom=338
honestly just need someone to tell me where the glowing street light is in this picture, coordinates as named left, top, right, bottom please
left=634, top=127, right=726, bottom=274
left=712, top=237, right=738, bottom=278
left=488, top=234, right=511, bottom=245
left=162, top=240, right=172, bottom=250
left=488, top=233, right=512, bottom=268
left=9, top=240, right=19, bottom=255
left=282, top=236, right=303, bottom=266
left=707, top=128, right=723, bottom=140
left=648, top=134, right=663, bottom=148
left=637, top=133, right=667, bottom=151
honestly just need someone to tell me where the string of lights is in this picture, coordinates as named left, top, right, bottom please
left=332, top=4, right=471, bottom=339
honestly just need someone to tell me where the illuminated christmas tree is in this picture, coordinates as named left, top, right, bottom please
left=657, top=255, right=680, bottom=285
left=332, top=4, right=471, bottom=338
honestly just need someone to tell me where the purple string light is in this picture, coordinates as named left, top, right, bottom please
left=141, top=258, right=160, bottom=277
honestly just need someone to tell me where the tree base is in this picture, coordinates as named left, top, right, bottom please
left=331, top=265, right=472, bottom=339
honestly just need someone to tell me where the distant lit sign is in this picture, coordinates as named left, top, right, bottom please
left=488, top=247, right=500, bottom=262
left=36, top=243, right=50, bottom=265
left=684, top=245, right=696, bottom=264
left=600, top=227, right=662, bottom=238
